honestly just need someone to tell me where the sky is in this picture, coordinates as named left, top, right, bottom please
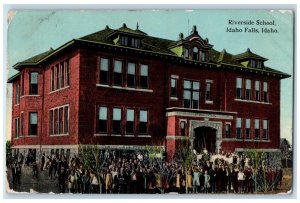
left=5, top=10, right=294, bottom=144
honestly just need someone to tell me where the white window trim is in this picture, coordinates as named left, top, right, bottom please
left=171, top=75, right=179, bottom=79
left=96, top=84, right=153, bottom=93
left=138, top=135, right=151, bottom=138
left=94, top=134, right=108, bottom=137
left=49, top=85, right=70, bottom=95
left=205, top=100, right=213, bottom=104
left=20, top=95, right=41, bottom=98
left=170, top=97, right=178, bottom=101
left=234, top=98, right=272, bottom=105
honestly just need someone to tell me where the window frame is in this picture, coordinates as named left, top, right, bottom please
left=254, top=119, right=260, bottom=140
left=245, top=79, right=252, bottom=100
left=112, top=107, right=122, bottom=134
left=29, top=112, right=38, bottom=136
left=100, top=58, right=109, bottom=85
left=183, top=80, right=200, bottom=109
left=139, top=109, right=148, bottom=134
left=97, top=106, right=108, bottom=133
left=126, top=108, right=135, bottom=135
left=245, top=118, right=251, bottom=139
left=192, top=47, right=199, bottom=61
left=29, top=72, right=39, bottom=95
left=236, top=117, right=242, bottom=139
left=127, top=62, right=136, bottom=88
left=140, top=64, right=149, bottom=89
left=236, top=77, right=243, bottom=99
left=113, top=59, right=123, bottom=86
left=170, top=77, right=178, bottom=98
left=262, top=119, right=269, bottom=140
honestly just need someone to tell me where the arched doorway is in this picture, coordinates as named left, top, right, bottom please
left=194, top=126, right=217, bottom=154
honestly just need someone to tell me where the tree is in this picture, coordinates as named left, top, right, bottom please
left=280, top=138, right=292, bottom=168
left=6, top=141, right=13, bottom=166
left=174, top=140, right=196, bottom=194
left=78, top=145, right=108, bottom=193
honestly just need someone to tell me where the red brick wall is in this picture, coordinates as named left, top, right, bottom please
left=41, top=49, right=81, bottom=145
left=10, top=45, right=282, bottom=154
left=77, top=48, right=167, bottom=146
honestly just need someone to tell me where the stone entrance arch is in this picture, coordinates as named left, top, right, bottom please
left=189, top=120, right=222, bottom=153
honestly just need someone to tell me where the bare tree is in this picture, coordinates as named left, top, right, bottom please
left=280, top=139, right=292, bottom=168
left=174, top=140, right=196, bottom=194
left=78, top=145, right=108, bottom=193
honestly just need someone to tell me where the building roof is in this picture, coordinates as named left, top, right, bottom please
left=233, top=48, right=268, bottom=61
left=8, top=24, right=291, bottom=82
left=13, top=49, right=54, bottom=69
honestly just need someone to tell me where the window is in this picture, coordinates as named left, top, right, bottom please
left=140, top=64, right=148, bottom=89
left=29, top=112, right=37, bottom=135
left=112, top=108, right=121, bottom=134
left=59, top=108, right=63, bottom=134
left=130, top=38, right=140, bottom=48
left=236, top=78, right=242, bottom=99
left=225, top=124, right=231, bottom=138
left=200, top=50, right=206, bottom=62
left=54, top=109, right=58, bottom=134
left=246, top=119, right=251, bottom=139
left=170, top=78, right=177, bottom=97
left=121, top=36, right=128, bottom=46
left=29, top=72, right=38, bottom=95
left=245, top=79, right=252, bottom=100
left=60, top=62, right=65, bottom=88
left=127, top=62, right=136, bottom=87
left=255, top=81, right=260, bottom=101
left=184, top=48, right=189, bottom=59
left=50, top=105, right=69, bottom=135
left=100, top=58, right=109, bottom=85
left=64, top=107, right=69, bottom=134
left=183, top=80, right=199, bottom=109
left=50, top=110, right=53, bottom=135
left=65, top=60, right=70, bottom=86
left=15, top=118, right=20, bottom=138
left=21, top=74, right=24, bottom=95
left=55, top=65, right=59, bottom=90
left=236, top=118, right=242, bottom=139
left=98, top=106, right=107, bottom=133
left=263, top=120, right=268, bottom=140
left=192, top=47, right=199, bottom=60
left=20, top=113, right=24, bottom=137
left=114, top=60, right=123, bottom=86
left=205, top=82, right=212, bottom=101
left=51, top=67, right=54, bottom=91
left=180, top=121, right=186, bottom=136
left=139, top=110, right=148, bottom=134
left=126, top=109, right=135, bottom=134
left=254, top=119, right=260, bottom=140
left=263, top=82, right=269, bottom=102
left=15, top=84, right=20, bottom=104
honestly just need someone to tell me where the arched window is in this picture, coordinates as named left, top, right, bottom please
left=192, top=47, right=199, bottom=60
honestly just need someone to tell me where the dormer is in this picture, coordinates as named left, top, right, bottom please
left=106, top=23, right=147, bottom=49
left=169, top=25, right=213, bottom=62
left=233, top=48, right=267, bottom=69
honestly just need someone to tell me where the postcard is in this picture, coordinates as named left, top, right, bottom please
left=5, top=9, right=294, bottom=195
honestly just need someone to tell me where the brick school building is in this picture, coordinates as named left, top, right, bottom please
left=8, top=24, right=290, bottom=161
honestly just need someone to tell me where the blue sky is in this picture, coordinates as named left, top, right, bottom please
left=6, top=10, right=294, bottom=143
